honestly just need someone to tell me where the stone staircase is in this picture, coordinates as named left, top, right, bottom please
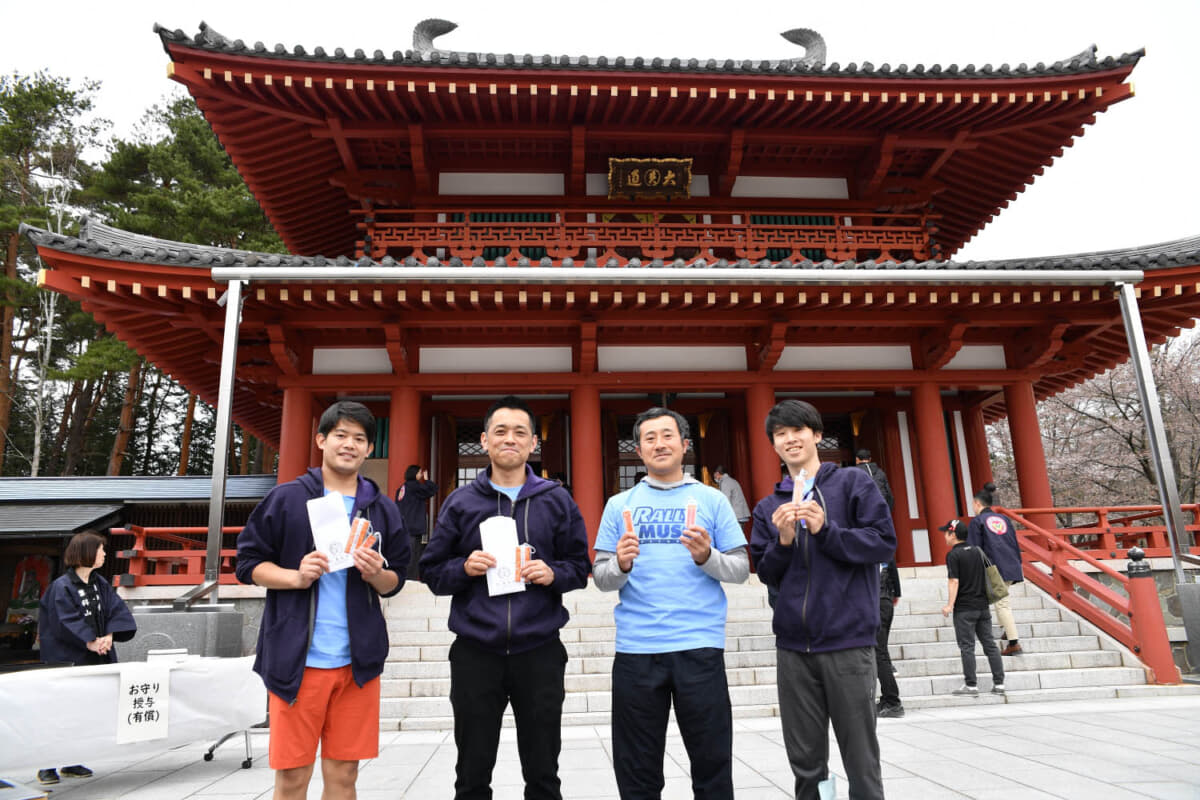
left=378, top=566, right=1196, bottom=730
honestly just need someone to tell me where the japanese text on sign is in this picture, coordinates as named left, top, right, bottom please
left=117, top=664, right=171, bottom=743
left=608, top=158, right=692, bottom=200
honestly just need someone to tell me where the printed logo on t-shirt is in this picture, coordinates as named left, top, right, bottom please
left=630, top=506, right=688, bottom=544
left=986, top=516, right=1007, bottom=535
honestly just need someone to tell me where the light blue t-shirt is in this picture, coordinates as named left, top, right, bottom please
left=490, top=481, right=522, bottom=504
left=306, top=493, right=354, bottom=668
left=595, top=482, right=745, bottom=653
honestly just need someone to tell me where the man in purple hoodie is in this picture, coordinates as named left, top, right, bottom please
left=420, top=396, right=591, bottom=800
left=236, top=401, right=408, bottom=800
left=749, top=400, right=896, bottom=800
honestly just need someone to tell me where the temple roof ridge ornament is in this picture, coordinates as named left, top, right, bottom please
left=413, top=18, right=457, bottom=58
left=780, top=28, right=826, bottom=69
left=153, top=22, right=1142, bottom=79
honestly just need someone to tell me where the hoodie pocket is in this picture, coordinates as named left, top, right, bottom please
left=262, top=613, right=308, bottom=687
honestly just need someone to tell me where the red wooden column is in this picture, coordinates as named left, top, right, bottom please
left=745, top=382, right=779, bottom=507
left=1003, top=381, right=1055, bottom=529
left=881, top=411, right=914, bottom=565
left=277, top=387, right=313, bottom=483
left=389, top=385, right=421, bottom=497
left=571, top=385, right=604, bottom=553
left=962, top=404, right=994, bottom=491
left=912, top=382, right=956, bottom=563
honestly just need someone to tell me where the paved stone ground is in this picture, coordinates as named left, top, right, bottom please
left=8, top=695, right=1199, bottom=799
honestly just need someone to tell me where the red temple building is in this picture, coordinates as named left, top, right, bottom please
left=22, top=20, right=1200, bottom=567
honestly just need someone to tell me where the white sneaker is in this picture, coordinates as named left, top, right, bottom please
left=952, top=684, right=979, bottom=696
left=991, top=684, right=1006, bottom=695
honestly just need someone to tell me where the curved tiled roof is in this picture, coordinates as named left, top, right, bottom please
left=154, top=22, right=1142, bottom=80
left=22, top=218, right=1200, bottom=274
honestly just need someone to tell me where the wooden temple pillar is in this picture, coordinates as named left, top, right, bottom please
left=962, top=404, right=994, bottom=492
left=881, top=410, right=915, bottom=565
left=389, top=385, right=422, bottom=497
left=277, top=386, right=313, bottom=483
left=912, top=382, right=956, bottom=563
left=570, top=385, right=604, bottom=552
left=744, top=382, right=779, bottom=508
left=1003, top=380, right=1055, bottom=529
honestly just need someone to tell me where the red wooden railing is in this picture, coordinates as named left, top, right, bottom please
left=357, top=206, right=935, bottom=265
left=994, top=505, right=1191, bottom=684
left=109, top=526, right=242, bottom=587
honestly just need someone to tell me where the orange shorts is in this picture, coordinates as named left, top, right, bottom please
left=268, top=666, right=380, bottom=770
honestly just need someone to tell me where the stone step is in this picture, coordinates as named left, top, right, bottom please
left=895, top=632, right=1098, bottom=660
left=383, top=647, right=777, bottom=680
left=892, top=648, right=1125, bottom=677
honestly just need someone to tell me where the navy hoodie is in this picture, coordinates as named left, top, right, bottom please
left=749, top=462, right=897, bottom=654
left=419, top=466, right=590, bottom=654
left=967, top=507, right=1024, bottom=583
left=235, top=468, right=408, bottom=703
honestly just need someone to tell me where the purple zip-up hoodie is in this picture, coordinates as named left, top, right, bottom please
left=750, top=462, right=896, bottom=654
left=420, top=466, right=590, bottom=654
left=236, top=468, right=408, bottom=703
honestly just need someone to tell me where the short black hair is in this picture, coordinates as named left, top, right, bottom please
left=713, top=465, right=726, bottom=476
left=318, top=400, right=376, bottom=442
left=404, top=464, right=420, bottom=481
left=974, top=482, right=998, bottom=507
left=856, top=448, right=872, bottom=461
left=64, top=530, right=105, bottom=569
left=483, top=395, right=537, bottom=433
left=632, top=407, right=690, bottom=441
left=764, top=399, right=824, bottom=441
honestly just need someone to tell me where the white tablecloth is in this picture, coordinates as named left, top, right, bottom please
left=0, top=656, right=265, bottom=770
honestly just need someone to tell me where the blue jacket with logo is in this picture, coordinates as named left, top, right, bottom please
left=967, top=507, right=1024, bottom=582
left=419, top=466, right=590, bottom=654
left=235, top=468, right=408, bottom=703
left=750, top=462, right=897, bottom=654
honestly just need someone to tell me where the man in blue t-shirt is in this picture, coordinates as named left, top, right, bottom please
left=236, top=401, right=408, bottom=800
left=594, top=407, right=748, bottom=800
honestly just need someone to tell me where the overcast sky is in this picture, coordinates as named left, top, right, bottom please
left=4, top=0, right=1197, bottom=261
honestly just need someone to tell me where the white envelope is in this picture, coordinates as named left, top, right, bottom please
left=307, top=491, right=355, bottom=572
left=479, top=516, right=525, bottom=596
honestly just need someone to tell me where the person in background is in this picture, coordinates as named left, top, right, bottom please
left=36, top=529, right=138, bottom=786
left=396, top=464, right=438, bottom=579
left=236, top=400, right=409, bottom=800
left=750, top=400, right=895, bottom=800
left=855, top=449, right=894, bottom=511
left=968, top=482, right=1025, bottom=655
left=594, top=408, right=749, bottom=799
left=711, top=465, right=751, bottom=525
left=875, top=559, right=904, bottom=718
left=420, top=396, right=591, bottom=800
left=940, top=519, right=1005, bottom=696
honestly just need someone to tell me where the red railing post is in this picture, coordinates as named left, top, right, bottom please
left=1126, top=547, right=1182, bottom=684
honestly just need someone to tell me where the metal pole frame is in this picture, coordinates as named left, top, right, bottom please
left=174, top=279, right=244, bottom=609
left=1116, top=281, right=1188, bottom=585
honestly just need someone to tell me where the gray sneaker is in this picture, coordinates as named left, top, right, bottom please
left=952, top=684, right=979, bottom=696
left=877, top=704, right=906, bottom=718
left=991, top=684, right=1006, bottom=695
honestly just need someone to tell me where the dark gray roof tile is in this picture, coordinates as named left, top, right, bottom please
left=154, top=22, right=1142, bottom=80
left=22, top=218, right=1200, bottom=274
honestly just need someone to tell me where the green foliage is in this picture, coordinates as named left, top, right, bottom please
left=85, top=97, right=284, bottom=252
left=0, top=70, right=105, bottom=233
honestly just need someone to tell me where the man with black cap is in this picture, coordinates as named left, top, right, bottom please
left=940, top=519, right=1005, bottom=696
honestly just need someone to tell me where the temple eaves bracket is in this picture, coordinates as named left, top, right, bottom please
left=917, top=318, right=969, bottom=370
